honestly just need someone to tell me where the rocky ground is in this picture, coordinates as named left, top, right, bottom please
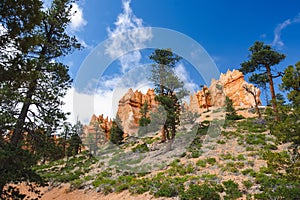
left=16, top=109, right=297, bottom=200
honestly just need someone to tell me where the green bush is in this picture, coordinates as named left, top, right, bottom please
left=237, top=154, right=246, bottom=161
left=180, top=183, right=221, bottom=200
left=206, top=157, right=217, bottom=165
left=217, top=140, right=226, bottom=144
left=191, top=150, right=201, bottom=158
left=242, top=180, right=253, bottom=189
left=196, top=159, right=207, bottom=167
left=220, top=153, right=235, bottom=160
left=132, top=143, right=149, bottom=153
left=245, top=134, right=266, bottom=145
left=241, top=168, right=256, bottom=176
left=222, top=180, right=242, bottom=200
left=154, top=182, right=178, bottom=197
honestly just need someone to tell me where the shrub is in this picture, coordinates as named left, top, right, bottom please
left=132, top=143, right=149, bottom=153
left=222, top=180, right=242, bottom=200
left=220, top=153, right=235, bottom=160
left=241, top=168, right=256, bottom=176
left=217, top=140, right=226, bottom=144
left=242, top=180, right=253, bottom=189
left=206, top=157, right=217, bottom=165
left=237, top=154, right=246, bottom=161
left=196, top=160, right=207, bottom=167
left=191, top=150, right=201, bottom=158
left=180, top=183, right=221, bottom=200
left=154, top=182, right=178, bottom=197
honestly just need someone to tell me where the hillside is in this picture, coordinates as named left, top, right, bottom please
left=27, top=108, right=299, bottom=200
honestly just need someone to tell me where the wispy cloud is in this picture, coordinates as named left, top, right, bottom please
left=105, top=0, right=152, bottom=73
left=272, top=13, right=300, bottom=48
left=69, top=3, right=87, bottom=32
left=175, top=63, right=198, bottom=92
left=63, top=0, right=153, bottom=123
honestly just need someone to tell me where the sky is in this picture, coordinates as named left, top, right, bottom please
left=50, top=0, right=300, bottom=124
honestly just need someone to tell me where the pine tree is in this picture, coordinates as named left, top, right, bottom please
left=0, top=0, right=80, bottom=197
left=269, top=62, right=300, bottom=163
left=110, top=118, right=124, bottom=145
left=149, top=49, right=188, bottom=142
left=225, top=96, right=242, bottom=120
left=0, top=0, right=81, bottom=147
left=240, top=41, right=285, bottom=121
left=138, top=100, right=151, bottom=136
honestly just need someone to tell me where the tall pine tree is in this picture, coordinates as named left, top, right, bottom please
left=240, top=41, right=285, bottom=121
left=149, top=49, right=187, bottom=142
left=0, top=0, right=81, bottom=197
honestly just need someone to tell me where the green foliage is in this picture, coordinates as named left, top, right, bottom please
left=196, top=159, right=207, bottom=167
left=149, top=48, right=188, bottom=142
left=242, top=180, right=253, bottom=189
left=236, top=118, right=268, bottom=133
left=254, top=173, right=300, bottom=199
left=225, top=96, right=244, bottom=120
left=267, top=62, right=300, bottom=162
left=220, top=153, right=235, bottom=160
left=110, top=119, right=124, bottom=145
left=222, top=180, right=242, bottom=200
left=180, top=183, right=221, bottom=200
left=0, top=142, right=44, bottom=198
left=240, top=41, right=285, bottom=120
left=0, top=0, right=81, bottom=197
left=245, top=133, right=266, bottom=145
left=132, top=143, right=149, bottom=153
left=281, top=62, right=300, bottom=105
left=138, top=100, right=151, bottom=136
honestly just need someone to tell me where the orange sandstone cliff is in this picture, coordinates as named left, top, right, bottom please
left=87, top=69, right=261, bottom=137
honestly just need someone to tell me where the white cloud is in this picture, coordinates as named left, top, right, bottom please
left=272, top=13, right=300, bottom=48
left=175, top=64, right=198, bottom=92
left=69, top=3, right=87, bottom=32
left=65, top=0, right=154, bottom=125
left=62, top=87, right=115, bottom=124
left=105, top=0, right=152, bottom=73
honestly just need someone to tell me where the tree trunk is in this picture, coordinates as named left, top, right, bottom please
left=266, top=65, right=279, bottom=121
left=254, top=97, right=261, bottom=118
left=10, top=82, right=36, bottom=146
left=161, top=125, right=166, bottom=142
left=159, top=64, right=164, bottom=95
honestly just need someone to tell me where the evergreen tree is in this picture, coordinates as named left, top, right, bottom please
left=149, top=49, right=188, bottom=142
left=0, top=0, right=80, bottom=197
left=225, top=96, right=243, bottom=120
left=68, top=120, right=84, bottom=156
left=240, top=41, right=285, bottom=121
left=110, top=118, right=124, bottom=145
left=281, top=62, right=300, bottom=106
left=269, top=62, right=300, bottom=163
left=0, top=0, right=81, bottom=147
left=138, top=100, right=151, bottom=136
left=60, top=122, right=72, bottom=157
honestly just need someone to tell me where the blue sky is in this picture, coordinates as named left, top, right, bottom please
left=56, top=0, right=300, bottom=123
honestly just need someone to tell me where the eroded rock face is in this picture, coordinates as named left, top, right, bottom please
left=117, top=88, right=157, bottom=135
left=83, top=114, right=112, bottom=142
left=88, top=69, right=261, bottom=137
left=189, top=69, right=261, bottom=112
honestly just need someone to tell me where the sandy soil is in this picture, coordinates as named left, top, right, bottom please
left=17, top=183, right=173, bottom=200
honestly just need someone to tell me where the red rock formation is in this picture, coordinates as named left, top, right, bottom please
left=117, top=88, right=157, bottom=135
left=189, top=69, right=261, bottom=112
left=88, top=69, right=261, bottom=138
left=83, top=114, right=112, bottom=142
